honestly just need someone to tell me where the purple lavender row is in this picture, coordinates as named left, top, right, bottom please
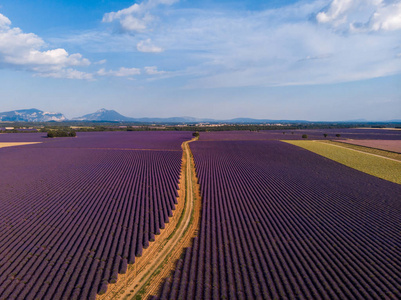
left=198, top=128, right=401, bottom=141
left=158, top=140, right=401, bottom=299
left=0, top=131, right=191, bottom=149
left=0, top=133, right=187, bottom=299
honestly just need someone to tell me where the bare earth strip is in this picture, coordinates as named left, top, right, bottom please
left=97, top=137, right=201, bottom=300
left=0, top=142, right=41, bottom=148
left=284, top=140, right=401, bottom=185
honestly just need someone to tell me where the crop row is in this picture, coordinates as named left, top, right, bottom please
left=198, top=128, right=401, bottom=141
left=0, top=131, right=191, bottom=149
left=0, top=145, right=183, bottom=300
left=158, top=140, right=401, bottom=299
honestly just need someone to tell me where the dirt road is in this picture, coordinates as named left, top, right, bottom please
left=97, top=137, right=201, bottom=300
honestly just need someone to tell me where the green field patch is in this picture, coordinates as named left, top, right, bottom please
left=284, top=140, right=401, bottom=185
left=324, top=140, right=401, bottom=161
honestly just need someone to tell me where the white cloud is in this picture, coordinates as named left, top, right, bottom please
left=63, top=0, right=401, bottom=87
left=94, top=59, right=107, bottom=65
left=316, top=0, right=361, bottom=24
left=0, top=13, right=11, bottom=27
left=0, top=13, right=90, bottom=79
left=150, top=1, right=401, bottom=88
left=97, top=67, right=141, bottom=77
left=369, top=2, right=401, bottom=31
left=37, top=68, right=93, bottom=80
left=316, top=0, right=401, bottom=32
left=102, top=0, right=178, bottom=32
left=137, top=39, right=163, bottom=53
left=144, top=66, right=167, bottom=75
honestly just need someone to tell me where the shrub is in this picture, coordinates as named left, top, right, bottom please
left=47, top=130, right=76, bottom=138
left=336, top=134, right=341, bottom=138
left=323, top=133, right=328, bottom=138
left=192, top=132, right=200, bottom=137
left=302, top=134, right=308, bottom=139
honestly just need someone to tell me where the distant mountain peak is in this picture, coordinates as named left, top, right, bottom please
left=74, top=108, right=134, bottom=122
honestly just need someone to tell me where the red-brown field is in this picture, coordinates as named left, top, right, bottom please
left=340, top=139, right=401, bottom=153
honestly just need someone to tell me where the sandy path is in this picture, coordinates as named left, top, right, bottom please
left=97, top=137, right=201, bottom=300
left=0, top=142, right=41, bottom=148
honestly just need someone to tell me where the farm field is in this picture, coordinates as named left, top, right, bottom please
left=340, top=139, right=401, bottom=153
left=323, top=140, right=401, bottom=161
left=0, top=131, right=189, bottom=150
left=0, top=131, right=192, bottom=300
left=285, top=140, right=401, bottom=184
left=198, top=128, right=401, bottom=141
left=99, top=137, right=202, bottom=300
left=156, top=139, right=401, bottom=299
left=1, top=129, right=401, bottom=300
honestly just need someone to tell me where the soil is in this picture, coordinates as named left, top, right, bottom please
left=0, top=142, right=41, bottom=148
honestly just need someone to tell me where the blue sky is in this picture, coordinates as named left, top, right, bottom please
left=0, top=0, right=400, bottom=121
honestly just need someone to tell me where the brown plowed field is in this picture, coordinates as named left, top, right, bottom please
left=341, top=139, right=401, bottom=153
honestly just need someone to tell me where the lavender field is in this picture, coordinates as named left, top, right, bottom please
left=158, top=140, right=401, bottom=299
left=0, top=131, right=190, bottom=149
left=199, top=128, right=401, bottom=141
left=2, top=129, right=401, bottom=300
left=0, top=131, right=191, bottom=300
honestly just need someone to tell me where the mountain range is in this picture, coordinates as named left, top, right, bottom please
left=0, top=108, right=308, bottom=124
left=0, top=108, right=66, bottom=122
left=0, top=108, right=399, bottom=124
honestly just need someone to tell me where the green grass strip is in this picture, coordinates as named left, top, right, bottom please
left=284, top=140, right=401, bottom=185
left=323, top=140, right=401, bottom=161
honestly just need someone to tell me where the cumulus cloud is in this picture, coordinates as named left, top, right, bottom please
left=137, top=39, right=163, bottom=53
left=149, top=1, right=400, bottom=88
left=369, top=2, right=401, bottom=31
left=97, top=67, right=141, bottom=77
left=316, top=0, right=401, bottom=32
left=102, top=0, right=178, bottom=32
left=0, top=13, right=11, bottom=27
left=0, top=13, right=90, bottom=79
left=144, top=66, right=167, bottom=75
left=67, top=0, right=401, bottom=87
left=316, top=0, right=368, bottom=24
